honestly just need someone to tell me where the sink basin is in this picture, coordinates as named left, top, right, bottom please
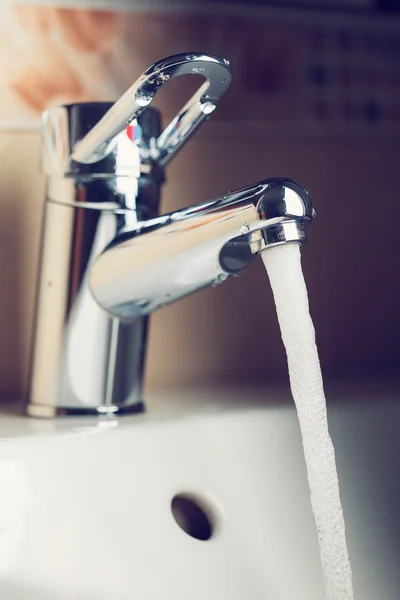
left=0, top=386, right=399, bottom=599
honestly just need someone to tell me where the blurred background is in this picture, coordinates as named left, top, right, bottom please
left=0, top=0, right=400, bottom=401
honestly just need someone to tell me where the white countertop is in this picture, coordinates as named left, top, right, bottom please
left=0, top=382, right=399, bottom=599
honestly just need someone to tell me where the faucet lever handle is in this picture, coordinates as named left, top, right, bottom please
left=70, top=53, right=231, bottom=166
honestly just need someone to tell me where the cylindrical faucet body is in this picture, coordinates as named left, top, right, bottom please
left=27, top=104, right=163, bottom=417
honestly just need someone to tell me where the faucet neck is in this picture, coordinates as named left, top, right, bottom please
left=89, top=178, right=314, bottom=321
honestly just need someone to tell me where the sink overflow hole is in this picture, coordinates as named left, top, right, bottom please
left=171, top=494, right=214, bottom=541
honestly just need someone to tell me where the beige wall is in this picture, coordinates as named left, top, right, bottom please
left=1, top=127, right=399, bottom=400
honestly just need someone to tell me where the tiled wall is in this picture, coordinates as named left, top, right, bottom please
left=1, top=4, right=400, bottom=400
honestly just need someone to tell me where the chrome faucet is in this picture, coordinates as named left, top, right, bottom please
left=27, top=53, right=314, bottom=418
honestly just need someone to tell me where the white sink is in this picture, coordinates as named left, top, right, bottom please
left=0, top=386, right=398, bottom=599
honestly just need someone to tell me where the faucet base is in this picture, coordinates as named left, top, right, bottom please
left=26, top=401, right=145, bottom=419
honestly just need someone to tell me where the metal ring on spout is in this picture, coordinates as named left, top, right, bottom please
left=70, top=53, right=232, bottom=166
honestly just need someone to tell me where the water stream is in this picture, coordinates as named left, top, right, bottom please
left=261, top=243, right=354, bottom=600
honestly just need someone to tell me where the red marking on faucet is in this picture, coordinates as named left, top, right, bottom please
left=126, top=123, right=143, bottom=143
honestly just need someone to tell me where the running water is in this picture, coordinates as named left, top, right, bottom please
left=261, top=243, right=354, bottom=600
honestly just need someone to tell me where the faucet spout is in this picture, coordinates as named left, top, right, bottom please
left=89, top=178, right=315, bottom=321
